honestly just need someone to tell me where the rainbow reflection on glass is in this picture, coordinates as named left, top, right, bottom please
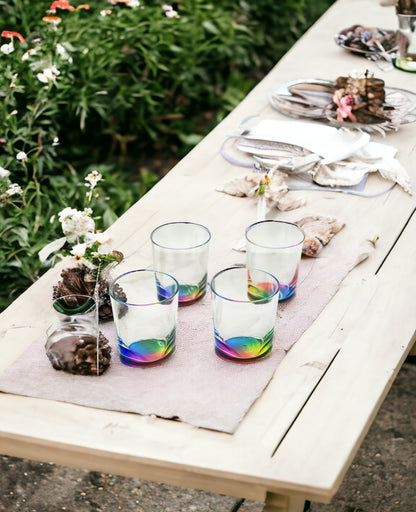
left=245, top=220, right=304, bottom=301
left=210, top=267, right=280, bottom=363
left=151, top=222, right=211, bottom=306
left=109, top=269, right=179, bottom=367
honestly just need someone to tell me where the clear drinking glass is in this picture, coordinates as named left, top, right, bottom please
left=109, top=269, right=179, bottom=367
left=395, top=14, right=416, bottom=72
left=45, top=294, right=109, bottom=375
left=151, top=221, right=211, bottom=306
left=245, top=220, right=304, bottom=301
left=210, top=266, right=280, bottom=363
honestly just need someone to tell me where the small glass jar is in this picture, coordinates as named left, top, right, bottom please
left=45, top=294, right=111, bottom=375
left=395, top=13, right=416, bottom=72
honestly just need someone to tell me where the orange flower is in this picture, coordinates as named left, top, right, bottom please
left=1, top=30, right=25, bottom=43
left=77, top=4, right=90, bottom=9
left=50, top=0, right=75, bottom=11
left=42, top=16, right=62, bottom=24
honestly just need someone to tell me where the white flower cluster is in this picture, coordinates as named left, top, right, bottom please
left=19, top=43, right=71, bottom=84
left=85, top=170, right=102, bottom=189
left=1, top=42, right=14, bottom=55
left=70, top=231, right=111, bottom=265
left=37, top=64, right=60, bottom=84
left=58, top=207, right=95, bottom=243
left=0, top=166, right=10, bottom=179
left=16, top=151, right=28, bottom=162
left=21, top=48, right=38, bottom=61
left=39, top=170, right=120, bottom=274
left=162, top=4, right=180, bottom=18
left=0, top=165, right=23, bottom=204
left=5, top=183, right=23, bottom=196
left=56, top=43, right=73, bottom=64
left=84, top=169, right=103, bottom=201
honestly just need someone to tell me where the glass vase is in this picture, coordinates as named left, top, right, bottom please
left=45, top=294, right=111, bottom=375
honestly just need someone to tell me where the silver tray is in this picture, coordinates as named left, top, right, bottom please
left=269, top=78, right=416, bottom=134
left=334, top=25, right=397, bottom=55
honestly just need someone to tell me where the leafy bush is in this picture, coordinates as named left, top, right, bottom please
left=0, top=0, right=334, bottom=312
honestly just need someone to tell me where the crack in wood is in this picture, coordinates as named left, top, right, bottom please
left=271, top=349, right=340, bottom=457
left=375, top=207, right=416, bottom=275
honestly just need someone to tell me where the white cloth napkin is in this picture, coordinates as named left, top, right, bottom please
left=311, top=142, right=412, bottom=194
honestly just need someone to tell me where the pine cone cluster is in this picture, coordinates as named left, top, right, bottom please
left=396, top=0, right=416, bottom=14
left=53, top=266, right=95, bottom=298
left=331, top=75, right=388, bottom=123
left=46, top=331, right=112, bottom=376
left=53, top=264, right=127, bottom=321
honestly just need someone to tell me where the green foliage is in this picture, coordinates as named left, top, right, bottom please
left=0, top=0, right=335, bottom=311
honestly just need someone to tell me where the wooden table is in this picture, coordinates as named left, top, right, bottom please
left=1, top=1, right=415, bottom=511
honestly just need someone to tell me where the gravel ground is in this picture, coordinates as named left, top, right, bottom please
left=1, top=358, right=415, bottom=512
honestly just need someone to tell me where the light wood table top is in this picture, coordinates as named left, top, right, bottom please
left=1, top=1, right=415, bottom=511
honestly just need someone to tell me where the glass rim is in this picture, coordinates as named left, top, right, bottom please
left=52, top=294, right=96, bottom=315
left=150, top=221, right=211, bottom=250
left=245, top=220, right=305, bottom=249
left=109, top=269, right=179, bottom=306
left=210, top=266, right=280, bottom=304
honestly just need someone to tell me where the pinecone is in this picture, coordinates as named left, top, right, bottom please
left=53, top=262, right=127, bottom=321
left=103, top=279, right=129, bottom=319
left=46, top=331, right=112, bottom=376
left=53, top=266, right=94, bottom=297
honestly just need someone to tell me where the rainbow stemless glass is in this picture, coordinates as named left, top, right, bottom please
left=210, top=267, right=280, bottom=363
left=245, top=220, right=304, bottom=301
left=109, top=270, right=179, bottom=367
left=151, top=221, right=211, bottom=306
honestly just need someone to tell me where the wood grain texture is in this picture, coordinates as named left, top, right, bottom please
left=0, top=0, right=415, bottom=506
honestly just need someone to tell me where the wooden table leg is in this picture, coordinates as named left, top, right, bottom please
left=409, top=335, right=416, bottom=356
left=263, top=492, right=306, bottom=512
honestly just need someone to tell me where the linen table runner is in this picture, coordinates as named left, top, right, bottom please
left=0, top=231, right=369, bottom=433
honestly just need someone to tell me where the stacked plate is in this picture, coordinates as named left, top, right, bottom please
left=269, top=79, right=334, bottom=121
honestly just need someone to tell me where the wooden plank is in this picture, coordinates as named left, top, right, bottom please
left=266, top=212, right=416, bottom=501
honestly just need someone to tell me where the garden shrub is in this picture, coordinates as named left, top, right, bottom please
left=0, top=0, right=335, bottom=311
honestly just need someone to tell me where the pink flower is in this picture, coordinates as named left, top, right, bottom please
left=332, top=91, right=357, bottom=122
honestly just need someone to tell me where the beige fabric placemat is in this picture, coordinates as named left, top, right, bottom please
left=0, top=234, right=368, bottom=433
